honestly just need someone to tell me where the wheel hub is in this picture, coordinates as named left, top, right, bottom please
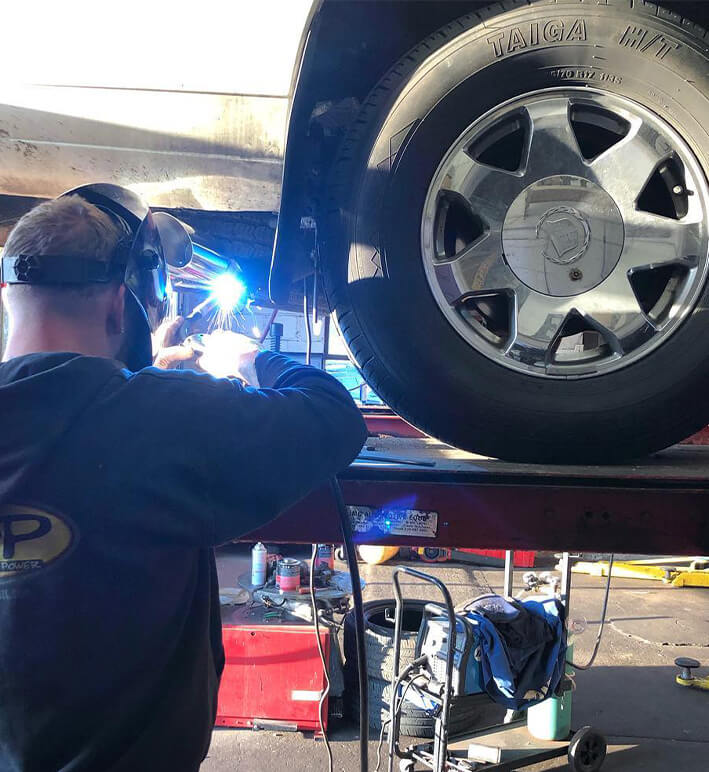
left=503, top=175, right=624, bottom=296
left=421, top=88, right=709, bottom=378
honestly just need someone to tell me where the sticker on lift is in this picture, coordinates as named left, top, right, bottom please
left=347, top=506, right=438, bottom=539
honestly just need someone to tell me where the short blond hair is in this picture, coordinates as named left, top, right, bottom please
left=4, top=195, right=121, bottom=262
left=2, top=196, right=123, bottom=308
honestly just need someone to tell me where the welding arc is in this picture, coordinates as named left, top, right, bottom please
left=310, top=543, right=334, bottom=772
left=330, top=476, right=368, bottom=771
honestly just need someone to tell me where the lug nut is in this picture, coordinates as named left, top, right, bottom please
left=673, top=185, right=684, bottom=195
left=569, top=268, right=583, bottom=281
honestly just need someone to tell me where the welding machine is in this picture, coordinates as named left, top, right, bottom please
left=416, top=604, right=484, bottom=697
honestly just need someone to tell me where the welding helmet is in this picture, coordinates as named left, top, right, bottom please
left=0, top=183, right=193, bottom=369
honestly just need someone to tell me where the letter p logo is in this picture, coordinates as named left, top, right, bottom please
left=1, top=515, right=51, bottom=559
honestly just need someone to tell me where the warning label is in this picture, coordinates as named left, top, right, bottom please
left=347, top=506, right=438, bottom=539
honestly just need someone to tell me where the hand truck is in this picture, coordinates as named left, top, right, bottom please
left=386, top=561, right=608, bottom=772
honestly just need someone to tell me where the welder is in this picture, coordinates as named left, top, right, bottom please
left=0, top=184, right=367, bottom=771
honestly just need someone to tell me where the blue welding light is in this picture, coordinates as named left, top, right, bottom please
left=210, top=272, right=247, bottom=310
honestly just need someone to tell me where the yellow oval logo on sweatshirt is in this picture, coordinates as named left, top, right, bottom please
left=0, top=504, right=75, bottom=580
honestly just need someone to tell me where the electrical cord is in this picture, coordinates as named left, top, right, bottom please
left=329, top=476, right=368, bottom=772
left=304, top=278, right=313, bottom=366
left=374, top=676, right=421, bottom=772
left=568, top=553, right=615, bottom=670
left=257, top=307, right=279, bottom=345
left=310, top=543, right=333, bottom=772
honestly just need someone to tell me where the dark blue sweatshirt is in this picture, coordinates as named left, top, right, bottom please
left=0, top=351, right=366, bottom=772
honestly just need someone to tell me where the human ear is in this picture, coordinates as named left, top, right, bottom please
left=106, top=284, right=127, bottom=337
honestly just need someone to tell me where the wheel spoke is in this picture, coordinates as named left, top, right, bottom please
left=588, top=119, right=668, bottom=207
left=524, top=98, right=586, bottom=180
left=579, top=272, right=656, bottom=354
left=512, top=292, right=570, bottom=358
left=443, top=152, right=526, bottom=229
left=468, top=170, right=526, bottom=229
left=622, top=210, right=704, bottom=272
left=433, top=230, right=517, bottom=304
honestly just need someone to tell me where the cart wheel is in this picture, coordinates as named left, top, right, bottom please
left=568, top=727, right=607, bottom=772
left=399, top=760, right=415, bottom=772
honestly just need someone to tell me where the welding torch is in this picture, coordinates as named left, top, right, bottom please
left=182, top=306, right=280, bottom=357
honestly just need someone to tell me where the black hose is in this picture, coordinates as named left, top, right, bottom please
left=568, top=553, right=615, bottom=670
left=329, top=477, right=368, bottom=771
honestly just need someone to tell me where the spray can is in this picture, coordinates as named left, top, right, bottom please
left=314, top=544, right=335, bottom=571
left=251, top=542, right=267, bottom=587
left=276, top=558, right=301, bottom=592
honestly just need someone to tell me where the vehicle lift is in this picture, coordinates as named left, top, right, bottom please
left=245, top=435, right=709, bottom=771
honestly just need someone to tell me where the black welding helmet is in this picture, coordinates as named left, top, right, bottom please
left=1, top=182, right=193, bottom=369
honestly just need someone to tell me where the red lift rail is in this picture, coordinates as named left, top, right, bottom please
left=244, top=438, right=709, bottom=555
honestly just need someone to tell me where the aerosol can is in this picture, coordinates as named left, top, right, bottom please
left=251, top=542, right=267, bottom=587
left=314, top=544, right=335, bottom=571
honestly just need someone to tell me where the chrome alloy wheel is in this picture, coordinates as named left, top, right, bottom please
left=421, top=90, right=709, bottom=377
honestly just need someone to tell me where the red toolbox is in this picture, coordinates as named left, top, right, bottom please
left=216, top=604, right=330, bottom=733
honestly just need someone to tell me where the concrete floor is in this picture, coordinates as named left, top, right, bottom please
left=204, top=548, right=709, bottom=771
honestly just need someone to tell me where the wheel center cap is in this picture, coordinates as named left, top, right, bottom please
left=536, top=206, right=591, bottom=265
left=502, top=175, right=625, bottom=297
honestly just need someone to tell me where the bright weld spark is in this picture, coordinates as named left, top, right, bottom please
left=208, top=272, right=247, bottom=331
left=210, top=272, right=246, bottom=310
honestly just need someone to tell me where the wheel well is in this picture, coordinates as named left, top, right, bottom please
left=271, top=0, right=488, bottom=302
left=270, top=0, right=709, bottom=303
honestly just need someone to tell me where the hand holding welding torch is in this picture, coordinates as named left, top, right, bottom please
left=152, top=316, right=199, bottom=370
left=196, top=330, right=261, bottom=385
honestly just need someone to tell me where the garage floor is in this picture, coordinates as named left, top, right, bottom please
left=204, top=547, right=708, bottom=771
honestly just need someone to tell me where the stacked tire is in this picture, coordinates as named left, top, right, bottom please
left=343, top=599, right=485, bottom=738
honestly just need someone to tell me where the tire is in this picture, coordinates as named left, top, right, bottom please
left=343, top=599, right=429, bottom=681
left=568, top=727, right=607, bottom=772
left=323, top=0, right=709, bottom=463
left=363, top=676, right=487, bottom=738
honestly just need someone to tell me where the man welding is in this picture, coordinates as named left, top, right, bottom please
left=0, top=183, right=367, bottom=771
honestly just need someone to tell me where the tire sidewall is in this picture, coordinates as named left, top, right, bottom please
left=329, top=3, right=709, bottom=457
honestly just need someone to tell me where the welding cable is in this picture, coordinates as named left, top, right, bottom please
left=304, top=278, right=313, bottom=366
left=374, top=677, right=421, bottom=772
left=329, top=476, right=368, bottom=772
left=257, top=307, right=279, bottom=345
left=567, top=553, right=615, bottom=670
left=310, top=543, right=334, bottom=772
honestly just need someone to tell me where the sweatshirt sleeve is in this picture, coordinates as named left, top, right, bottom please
left=176, top=352, right=367, bottom=545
